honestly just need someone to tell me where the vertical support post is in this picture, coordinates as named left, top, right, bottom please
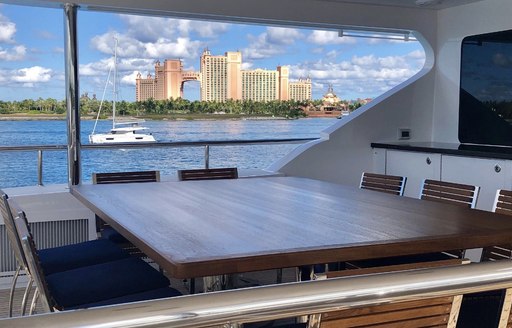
left=37, top=150, right=43, bottom=186
left=204, top=145, right=210, bottom=169
left=64, top=3, right=81, bottom=186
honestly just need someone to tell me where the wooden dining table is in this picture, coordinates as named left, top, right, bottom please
left=71, top=176, right=512, bottom=280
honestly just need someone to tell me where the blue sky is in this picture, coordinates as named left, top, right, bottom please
left=0, top=3, right=425, bottom=102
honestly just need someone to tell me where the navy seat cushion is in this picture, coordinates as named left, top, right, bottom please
left=101, top=227, right=128, bottom=244
left=347, top=252, right=453, bottom=268
left=69, top=286, right=182, bottom=309
left=46, top=257, right=170, bottom=308
left=39, top=239, right=130, bottom=275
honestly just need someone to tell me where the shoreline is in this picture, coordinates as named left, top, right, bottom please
left=0, top=114, right=332, bottom=121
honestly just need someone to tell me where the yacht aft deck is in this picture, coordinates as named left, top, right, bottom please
left=2, top=0, right=512, bottom=326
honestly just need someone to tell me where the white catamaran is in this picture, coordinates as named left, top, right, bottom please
left=89, top=38, right=156, bottom=144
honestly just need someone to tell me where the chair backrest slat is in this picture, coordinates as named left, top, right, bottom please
left=0, top=191, right=27, bottom=269
left=93, top=170, right=160, bottom=184
left=481, top=189, right=512, bottom=262
left=92, top=170, right=161, bottom=235
left=178, top=167, right=238, bottom=181
left=493, top=189, right=512, bottom=214
left=359, top=172, right=406, bottom=196
left=420, top=179, right=479, bottom=208
left=314, top=259, right=467, bottom=328
left=15, top=211, right=53, bottom=312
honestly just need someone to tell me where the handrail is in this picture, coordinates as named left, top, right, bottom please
left=3, top=261, right=512, bottom=327
left=0, top=138, right=317, bottom=185
left=0, top=138, right=316, bottom=151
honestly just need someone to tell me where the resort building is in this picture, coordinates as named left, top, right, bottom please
left=135, top=50, right=312, bottom=102
left=135, top=60, right=200, bottom=102
left=289, top=78, right=312, bottom=101
left=200, top=50, right=242, bottom=102
left=242, top=69, right=279, bottom=102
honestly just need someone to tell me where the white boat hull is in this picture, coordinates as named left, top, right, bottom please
left=89, top=133, right=156, bottom=144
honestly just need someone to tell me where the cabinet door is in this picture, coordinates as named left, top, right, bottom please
left=441, top=155, right=511, bottom=211
left=386, top=150, right=441, bottom=198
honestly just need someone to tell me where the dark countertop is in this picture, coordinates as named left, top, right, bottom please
left=371, top=142, right=512, bottom=160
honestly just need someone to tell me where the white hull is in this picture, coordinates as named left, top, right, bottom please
left=88, top=132, right=156, bottom=144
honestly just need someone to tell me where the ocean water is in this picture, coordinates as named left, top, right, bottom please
left=0, top=118, right=336, bottom=187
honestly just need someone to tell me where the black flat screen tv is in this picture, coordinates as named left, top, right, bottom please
left=459, top=29, right=512, bottom=146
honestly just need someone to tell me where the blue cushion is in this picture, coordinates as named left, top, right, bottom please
left=101, top=227, right=128, bottom=244
left=69, top=287, right=183, bottom=309
left=39, top=239, right=130, bottom=275
left=46, top=257, right=170, bottom=308
left=348, top=252, right=453, bottom=268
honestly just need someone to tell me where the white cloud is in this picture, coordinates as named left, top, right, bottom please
left=81, top=57, right=155, bottom=78
left=177, top=19, right=229, bottom=38
left=10, top=66, right=53, bottom=87
left=0, top=45, right=26, bottom=61
left=241, top=62, right=254, bottom=70
left=266, top=27, right=303, bottom=45
left=91, top=31, right=203, bottom=61
left=290, top=51, right=424, bottom=99
left=0, top=12, right=16, bottom=43
left=407, top=49, right=425, bottom=59
left=80, top=57, right=113, bottom=77
left=307, top=30, right=357, bottom=45
left=326, top=50, right=338, bottom=59
left=121, top=71, right=140, bottom=86
left=243, top=27, right=303, bottom=60
left=119, top=15, right=229, bottom=41
left=120, top=15, right=176, bottom=41
left=144, top=37, right=203, bottom=59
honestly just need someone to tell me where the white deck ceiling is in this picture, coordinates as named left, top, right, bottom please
left=316, top=0, right=483, bottom=9
left=0, top=0, right=485, bottom=11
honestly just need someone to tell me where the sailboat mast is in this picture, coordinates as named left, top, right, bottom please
left=112, top=37, right=118, bottom=129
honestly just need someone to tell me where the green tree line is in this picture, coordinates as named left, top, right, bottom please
left=0, top=97, right=313, bottom=119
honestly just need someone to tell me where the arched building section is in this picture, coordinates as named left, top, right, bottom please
left=136, top=49, right=312, bottom=102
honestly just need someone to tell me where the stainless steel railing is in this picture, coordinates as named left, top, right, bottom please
left=3, top=260, right=512, bottom=327
left=0, top=138, right=316, bottom=186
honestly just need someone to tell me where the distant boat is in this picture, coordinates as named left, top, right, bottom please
left=337, top=110, right=350, bottom=119
left=89, top=38, right=156, bottom=144
left=89, top=119, right=156, bottom=144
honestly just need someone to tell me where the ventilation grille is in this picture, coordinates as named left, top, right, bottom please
left=0, top=219, right=89, bottom=272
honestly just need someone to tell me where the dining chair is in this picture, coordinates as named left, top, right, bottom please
left=92, top=170, right=160, bottom=248
left=317, top=172, right=408, bottom=277
left=308, top=259, right=469, bottom=328
left=15, top=210, right=182, bottom=313
left=178, top=167, right=239, bottom=293
left=420, top=179, right=480, bottom=259
left=359, top=172, right=407, bottom=196
left=92, top=170, right=160, bottom=184
left=420, top=179, right=480, bottom=208
left=464, top=189, right=512, bottom=327
left=177, top=167, right=238, bottom=181
left=351, top=179, right=480, bottom=270
left=456, top=189, right=512, bottom=328
left=1, top=191, right=130, bottom=316
left=481, top=189, right=512, bottom=261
